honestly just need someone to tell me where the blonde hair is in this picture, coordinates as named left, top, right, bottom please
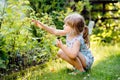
left=64, top=13, right=85, bottom=35
left=64, top=13, right=89, bottom=45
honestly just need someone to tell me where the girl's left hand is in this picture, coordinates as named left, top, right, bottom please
left=56, top=39, right=63, bottom=48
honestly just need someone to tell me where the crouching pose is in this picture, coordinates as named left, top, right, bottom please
left=32, top=13, right=94, bottom=73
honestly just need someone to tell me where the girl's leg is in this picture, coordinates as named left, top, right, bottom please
left=57, top=49, right=85, bottom=72
left=77, top=52, right=87, bottom=68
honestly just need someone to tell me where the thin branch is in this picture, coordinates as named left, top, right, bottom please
left=0, top=0, right=6, bottom=29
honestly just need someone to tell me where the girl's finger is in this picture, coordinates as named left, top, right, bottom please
left=56, top=39, right=59, bottom=44
left=56, top=39, right=60, bottom=46
left=57, top=39, right=61, bottom=43
left=32, top=19, right=36, bottom=22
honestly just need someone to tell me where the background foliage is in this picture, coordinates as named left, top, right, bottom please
left=91, top=2, right=120, bottom=43
left=0, top=0, right=120, bottom=77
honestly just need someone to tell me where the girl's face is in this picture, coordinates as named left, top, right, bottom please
left=63, top=23, right=72, bottom=33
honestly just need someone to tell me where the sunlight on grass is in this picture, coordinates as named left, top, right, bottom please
left=91, top=42, right=120, bottom=65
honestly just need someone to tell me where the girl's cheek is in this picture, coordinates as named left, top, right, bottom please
left=65, top=27, right=69, bottom=31
left=67, top=26, right=72, bottom=31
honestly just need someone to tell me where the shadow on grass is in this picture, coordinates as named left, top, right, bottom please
left=34, top=67, right=90, bottom=80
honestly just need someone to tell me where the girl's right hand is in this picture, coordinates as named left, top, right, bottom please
left=56, top=39, right=63, bottom=48
left=32, top=20, right=43, bottom=29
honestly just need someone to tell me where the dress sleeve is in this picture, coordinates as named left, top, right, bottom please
left=76, top=36, right=84, bottom=45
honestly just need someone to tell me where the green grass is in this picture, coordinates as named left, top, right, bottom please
left=3, top=43, right=120, bottom=80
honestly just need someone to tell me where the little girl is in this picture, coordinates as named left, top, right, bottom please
left=32, top=13, right=94, bottom=73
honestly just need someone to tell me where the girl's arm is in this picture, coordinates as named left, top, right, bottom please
left=32, top=20, right=68, bottom=36
left=56, top=39, right=80, bottom=59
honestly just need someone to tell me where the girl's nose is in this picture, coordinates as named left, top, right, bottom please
left=63, top=25, right=65, bottom=28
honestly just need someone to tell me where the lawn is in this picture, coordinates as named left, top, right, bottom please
left=3, top=43, right=120, bottom=80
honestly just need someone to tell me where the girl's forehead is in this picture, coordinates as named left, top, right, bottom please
left=64, top=21, right=71, bottom=25
left=64, top=22, right=68, bottom=25
left=64, top=19, right=69, bottom=24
